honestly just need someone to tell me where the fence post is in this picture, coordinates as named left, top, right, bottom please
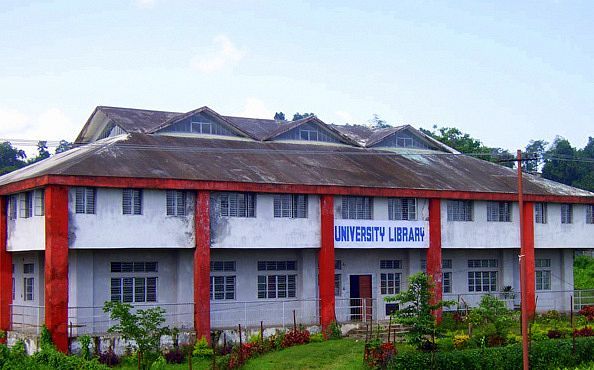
left=362, top=299, right=366, bottom=323
left=243, top=302, right=247, bottom=327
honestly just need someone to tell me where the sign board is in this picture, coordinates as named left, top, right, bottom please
left=334, top=220, right=429, bottom=248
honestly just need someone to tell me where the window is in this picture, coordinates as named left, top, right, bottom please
left=75, top=187, right=96, bottom=214
left=388, top=198, right=416, bottom=220
left=468, top=259, right=498, bottom=268
left=192, top=120, right=213, bottom=134
left=535, top=203, right=547, bottom=224
left=8, top=195, right=17, bottom=220
left=335, top=260, right=342, bottom=270
left=335, top=274, right=342, bottom=297
left=468, top=271, right=497, bottom=292
left=341, top=196, right=373, bottom=220
left=273, top=194, right=308, bottom=218
left=487, top=201, right=511, bottom=222
left=166, top=191, right=187, bottom=216
left=219, top=192, right=256, bottom=218
left=535, top=258, right=551, bottom=291
left=561, top=204, right=573, bottom=224
left=23, top=263, right=34, bottom=301
left=447, top=200, right=473, bottom=221
left=257, top=260, right=297, bottom=299
left=111, top=277, right=157, bottom=303
left=586, top=205, right=594, bottom=224
left=210, top=261, right=236, bottom=300
left=299, top=129, right=318, bottom=141
left=19, top=192, right=32, bottom=219
left=380, top=273, right=401, bottom=295
left=442, top=259, right=452, bottom=293
left=23, top=263, right=34, bottom=274
left=380, top=260, right=402, bottom=269
left=122, top=189, right=142, bottom=215
left=34, top=190, right=44, bottom=216
left=111, top=262, right=158, bottom=273
left=210, top=261, right=236, bottom=272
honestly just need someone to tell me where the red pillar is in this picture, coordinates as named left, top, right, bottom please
left=427, top=198, right=443, bottom=323
left=319, top=194, right=335, bottom=333
left=522, top=202, right=536, bottom=318
left=194, top=191, right=211, bottom=342
left=0, top=196, right=12, bottom=342
left=44, top=185, right=69, bottom=353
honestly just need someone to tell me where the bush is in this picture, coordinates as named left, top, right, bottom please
left=192, top=336, right=214, bottom=358
left=453, top=334, right=470, bottom=349
left=388, top=337, right=594, bottom=370
left=365, top=341, right=396, bottom=369
left=98, top=349, right=120, bottom=366
left=164, top=348, right=185, bottom=364
left=281, top=329, right=310, bottom=348
left=579, top=306, right=594, bottom=322
left=324, top=321, right=342, bottom=339
left=575, top=327, right=594, bottom=337
left=310, top=333, right=325, bottom=343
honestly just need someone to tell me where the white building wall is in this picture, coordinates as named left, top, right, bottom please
left=210, top=194, right=320, bottom=249
left=7, top=210, right=45, bottom=252
left=10, top=251, right=45, bottom=333
left=69, top=188, right=195, bottom=249
left=535, top=203, right=594, bottom=249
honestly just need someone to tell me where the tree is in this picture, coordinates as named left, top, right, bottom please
left=0, top=141, right=27, bottom=175
left=368, top=114, right=391, bottom=129
left=103, top=301, right=169, bottom=370
left=385, top=272, right=454, bottom=350
left=274, top=112, right=286, bottom=121
left=292, top=112, right=315, bottom=121
left=524, top=139, right=548, bottom=173
left=55, top=140, right=73, bottom=154
left=27, top=141, right=50, bottom=164
left=542, top=136, right=580, bottom=186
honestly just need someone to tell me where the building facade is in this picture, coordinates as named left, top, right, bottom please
left=1, top=105, right=593, bottom=352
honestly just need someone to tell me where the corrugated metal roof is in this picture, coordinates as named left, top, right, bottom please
left=1, top=133, right=592, bottom=198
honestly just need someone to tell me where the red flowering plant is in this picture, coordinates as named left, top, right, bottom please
left=574, top=326, right=594, bottom=337
left=579, top=306, right=594, bottom=322
left=281, top=328, right=311, bottom=348
left=364, top=339, right=396, bottom=369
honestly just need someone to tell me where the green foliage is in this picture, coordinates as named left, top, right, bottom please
left=525, top=139, right=548, bottom=173
left=103, top=301, right=169, bottom=369
left=386, top=272, right=455, bottom=349
left=148, top=355, right=166, bottom=370
left=324, top=321, right=342, bottom=340
left=468, top=295, right=513, bottom=339
left=389, top=337, right=594, bottom=370
left=79, top=334, right=92, bottom=360
left=273, top=112, right=286, bottom=121
left=309, top=333, right=325, bottom=342
left=368, top=114, right=391, bottom=129
left=0, top=141, right=27, bottom=175
left=292, top=112, right=315, bottom=121
left=55, top=140, right=74, bottom=154
left=27, top=141, right=50, bottom=164
left=575, top=255, right=594, bottom=290
left=192, top=336, right=213, bottom=358
left=39, top=325, right=54, bottom=350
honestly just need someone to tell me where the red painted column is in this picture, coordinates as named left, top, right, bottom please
left=427, top=198, right=443, bottom=323
left=194, top=191, right=211, bottom=342
left=0, top=196, right=12, bottom=341
left=44, top=185, right=69, bottom=353
left=522, top=202, right=536, bottom=319
left=319, top=194, right=335, bottom=333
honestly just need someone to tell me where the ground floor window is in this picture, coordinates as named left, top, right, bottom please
left=210, top=276, right=236, bottom=300
left=468, top=271, right=497, bottom=292
left=380, top=273, right=401, bottom=295
left=335, top=274, right=342, bottom=296
left=536, top=258, right=552, bottom=291
left=23, top=277, right=34, bottom=301
left=110, top=277, right=157, bottom=303
left=257, top=275, right=296, bottom=299
left=443, top=272, right=452, bottom=294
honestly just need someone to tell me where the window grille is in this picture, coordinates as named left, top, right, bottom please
left=443, top=272, right=452, bottom=293
left=341, top=196, right=373, bottom=220
left=535, top=270, right=551, bottom=291
left=210, top=261, right=236, bottom=272
left=8, top=195, right=17, bottom=220
left=111, top=262, right=158, bottom=273
left=447, top=200, right=473, bottom=221
left=75, top=187, right=96, bottom=214
left=273, top=194, right=308, bottom=218
left=34, top=190, right=44, bottom=216
left=257, top=261, right=297, bottom=271
left=24, top=277, right=34, bottom=301
left=468, top=259, right=498, bottom=268
left=335, top=274, right=342, bottom=296
left=299, top=129, right=319, bottom=141
left=535, top=258, right=551, bottom=268
left=468, top=271, right=497, bottom=292
left=23, top=263, right=34, bottom=274
left=210, top=275, right=236, bottom=300
left=380, top=273, right=401, bottom=295
left=257, top=274, right=296, bottom=299
left=335, top=260, right=342, bottom=270
left=166, top=190, right=187, bottom=216
left=561, top=204, right=573, bottom=224
left=111, top=277, right=157, bottom=303
left=380, top=260, right=402, bottom=269
left=535, top=203, right=547, bottom=224
left=219, top=192, right=256, bottom=218
left=19, top=192, right=33, bottom=218
left=388, top=198, right=416, bottom=220
left=123, top=189, right=142, bottom=215
left=587, top=205, right=594, bottom=224
left=487, top=201, right=511, bottom=222
left=442, top=259, right=452, bottom=269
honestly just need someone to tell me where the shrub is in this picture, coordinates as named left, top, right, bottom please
left=164, top=348, right=185, bottom=364
left=310, top=333, right=325, bottom=342
left=365, top=341, right=396, bottom=369
left=281, top=329, right=310, bottom=348
left=79, top=334, right=92, bottom=360
left=192, top=336, right=214, bottom=358
left=324, top=321, right=342, bottom=339
left=547, top=329, right=564, bottom=339
left=98, top=349, right=120, bottom=366
left=150, top=355, right=166, bottom=370
left=575, top=327, right=594, bottom=337
left=579, top=306, right=594, bottom=322
left=453, top=334, right=470, bottom=349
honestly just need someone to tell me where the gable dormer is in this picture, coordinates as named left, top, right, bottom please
left=366, top=125, right=455, bottom=152
left=152, top=106, right=253, bottom=140
left=264, top=117, right=360, bottom=146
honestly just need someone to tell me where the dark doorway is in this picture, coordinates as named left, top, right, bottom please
left=350, top=275, right=372, bottom=321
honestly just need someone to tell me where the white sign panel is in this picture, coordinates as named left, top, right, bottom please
left=334, top=220, right=429, bottom=248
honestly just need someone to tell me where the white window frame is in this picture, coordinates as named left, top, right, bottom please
left=335, top=259, right=342, bottom=297
left=219, top=192, right=256, bottom=218
left=273, top=194, right=308, bottom=218
left=299, top=128, right=319, bottom=141
left=257, top=260, right=297, bottom=299
left=110, top=261, right=158, bottom=303
left=210, top=260, right=236, bottom=301
left=380, top=272, right=401, bottom=295
left=75, top=187, right=96, bottom=214
left=447, top=200, right=473, bottom=221
left=388, top=198, right=417, bottom=221
left=561, top=204, right=573, bottom=224
left=487, top=201, right=511, bottom=222
left=341, top=196, right=373, bottom=220
left=166, top=190, right=187, bottom=216
left=19, top=192, right=33, bottom=219
left=34, top=190, right=44, bottom=216
left=586, top=205, right=594, bottom=225
left=442, top=259, right=452, bottom=294
left=8, top=195, right=17, bottom=220
left=535, top=203, right=547, bottom=224
left=535, top=258, right=551, bottom=291
left=23, top=263, right=34, bottom=301
left=122, top=189, right=142, bottom=215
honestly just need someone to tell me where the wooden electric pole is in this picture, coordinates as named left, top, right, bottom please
left=516, top=149, right=529, bottom=370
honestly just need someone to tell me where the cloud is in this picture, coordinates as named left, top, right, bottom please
left=191, top=35, right=245, bottom=73
left=135, top=0, right=156, bottom=9
left=237, top=98, right=272, bottom=119
left=335, top=110, right=354, bottom=123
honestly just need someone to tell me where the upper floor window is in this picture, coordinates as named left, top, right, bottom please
left=33, top=190, right=44, bottom=216
left=341, top=196, right=373, bottom=220
left=219, top=192, right=256, bottom=218
left=487, top=201, right=511, bottom=222
left=8, top=195, right=17, bottom=220
left=535, top=203, right=547, bottom=224
left=561, top=204, right=573, bottom=224
left=447, top=200, right=473, bottom=222
left=388, top=198, right=416, bottom=221
left=193, top=120, right=213, bottom=134
left=586, top=205, right=594, bottom=224
left=19, top=192, right=33, bottom=219
left=75, top=187, right=96, bottom=214
left=122, top=189, right=142, bottom=215
left=166, top=190, right=187, bottom=216
left=273, top=194, right=307, bottom=218
left=299, top=128, right=318, bottom=141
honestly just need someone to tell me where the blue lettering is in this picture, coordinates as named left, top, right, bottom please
left=402, top=227, right=408, bottom=241
left=379, top=227, right=386, bottom=242
left=334, top=226, right=340, bottom=242
left=408, top=227, right=414, bottom=241
left=414, top=228, right=420, bottom=242
left=420, top=227, right=425, bottom=241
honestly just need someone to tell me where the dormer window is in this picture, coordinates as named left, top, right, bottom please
left=191, top=120, right=213, bottom=134
left=299, top=129, right=319, bottom=141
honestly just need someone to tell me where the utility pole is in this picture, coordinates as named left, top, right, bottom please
left=517, top=149, right=529, bottom=370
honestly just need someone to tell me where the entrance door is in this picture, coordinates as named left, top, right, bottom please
left=350, top=275, right=372, bottom=321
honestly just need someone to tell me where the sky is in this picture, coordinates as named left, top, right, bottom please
left=1, top=0, right=593, bottom=155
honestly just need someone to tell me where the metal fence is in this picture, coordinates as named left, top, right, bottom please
left=10, top=304, right=45, bottom=335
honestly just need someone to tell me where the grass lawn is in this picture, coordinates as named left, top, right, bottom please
left=242, top=339, right=366, bottom=370
left=115, top=357, right=211, bottom=369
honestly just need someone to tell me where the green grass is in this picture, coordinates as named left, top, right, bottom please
left=115, top=357, right=211, bottom=369
left=242, top=339, right=366, bottom=370
left=575, top=255, right=594, bottom=290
